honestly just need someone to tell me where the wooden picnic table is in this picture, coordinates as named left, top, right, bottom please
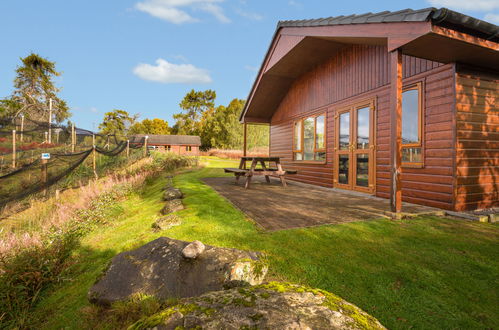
left=224, top=156, right=296, bottom=189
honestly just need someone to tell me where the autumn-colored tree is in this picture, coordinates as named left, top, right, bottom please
left=129, top=118, right=170, bottom=135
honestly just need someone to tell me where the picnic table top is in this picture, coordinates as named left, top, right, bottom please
left=240, top=156, right=280, bottom=162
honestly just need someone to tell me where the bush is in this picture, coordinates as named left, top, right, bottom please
left=0, top=230, right=81, bottom=328
left=151, top=152, right=198, bottom=172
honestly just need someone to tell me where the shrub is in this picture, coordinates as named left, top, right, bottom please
left=0, top=230, right=81, bottom=328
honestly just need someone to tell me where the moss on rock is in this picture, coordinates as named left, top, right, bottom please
left=130, top=281, right=386, bottom=329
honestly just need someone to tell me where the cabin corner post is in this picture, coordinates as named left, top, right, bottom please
left=243, top=122, right=247, bottom=157
left=389, top=49, right=403, bottom=213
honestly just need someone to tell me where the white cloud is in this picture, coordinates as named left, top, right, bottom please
left=427, top=0, right=499, bottom=11
left=135, top=0, right=229, bottom=24
left=133, top=58, right=212, bottom=84
left=235, top=8, right=263, bottom=20
left=288, top=0, right=302, bottom=8
left=199, top=2, right=231, bottom=22
left=90, top=107, right=98, bottom=113
left=484, top=12, right=499, bottom=23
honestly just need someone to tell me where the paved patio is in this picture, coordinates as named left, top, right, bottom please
left=203, top=176, right=440, bottom=231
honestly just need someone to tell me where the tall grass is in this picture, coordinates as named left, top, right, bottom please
left=0, top=153, right=196, bottom=328
left=200, top=147, right=269, bottom=159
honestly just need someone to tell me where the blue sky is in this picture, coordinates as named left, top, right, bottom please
left=1, top=0, right=498, bottom=130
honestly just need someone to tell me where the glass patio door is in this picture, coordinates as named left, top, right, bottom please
left=335, top=101, right=375, bottom=193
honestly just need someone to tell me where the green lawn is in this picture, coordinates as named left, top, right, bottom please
left=32, top=157, right=498, bottom=329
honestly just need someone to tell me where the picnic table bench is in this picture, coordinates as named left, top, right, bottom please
left=224, top=156, right=297, bottom=189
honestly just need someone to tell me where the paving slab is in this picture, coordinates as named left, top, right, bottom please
left=203, top=176, right=439, bottom=231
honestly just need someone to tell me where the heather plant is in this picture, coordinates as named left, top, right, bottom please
left=0, top=181, right=133, bottom=328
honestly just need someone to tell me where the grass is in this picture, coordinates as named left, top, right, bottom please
left=28, top=157, right=498, bottom=329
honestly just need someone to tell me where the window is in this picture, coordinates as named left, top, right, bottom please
left=166, top=145, right=171, bottom=151
left=402, top=83, right=423, bottom=165
left=186, top=146, right=192, bottom=152
left=293, top=113, right=326, bottom=161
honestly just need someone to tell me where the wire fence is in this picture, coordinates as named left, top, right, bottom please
left=0, top=116, right=148, bottom=209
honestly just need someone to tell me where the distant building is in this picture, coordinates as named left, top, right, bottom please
left=129, top=134, right=201, bottom=155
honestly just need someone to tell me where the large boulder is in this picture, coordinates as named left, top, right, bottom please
left=160, top=200, right=184, bottom=215
left=88, top=237, right=267, bottom=306
left=163, top=188, right=183, bottom=201
left=130, top=282, right=386, bottom=329
left=152, top=215, right=182, bottom=231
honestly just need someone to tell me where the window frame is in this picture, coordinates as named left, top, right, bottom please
left=401, top=81, right=424, bottom=168
left=186, top=145, right=192, bottom=152
left=292, top=112, right=327, bottom=163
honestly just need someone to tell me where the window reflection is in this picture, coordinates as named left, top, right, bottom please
left=339, top=112, right=350, bottom=150
left=356, top=107, right=369, bottom=149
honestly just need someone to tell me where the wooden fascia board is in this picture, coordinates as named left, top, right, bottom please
left=242, top=117, right=270, bottom=124
left=281, top=21, right=432, bottom=41
left=240, top=28, right=284, bottom=123
left=431, top=25, right=499, bottom=51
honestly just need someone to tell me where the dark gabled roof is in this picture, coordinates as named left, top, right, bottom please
left=129, top=134, right=201, bottom=146
left=278, top=8, right=435, bottom=27
left=278, top=8, right=499, bottom=41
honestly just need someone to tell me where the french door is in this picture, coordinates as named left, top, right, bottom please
left=334, top=100, right=375, bottom=193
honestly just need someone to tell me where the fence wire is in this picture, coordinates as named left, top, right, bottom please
left=0, top=116, right=147, bottom=209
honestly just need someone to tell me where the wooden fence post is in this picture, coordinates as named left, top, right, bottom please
left=71, top=123, right=75, bottom=153
left=12, top=130, right=16, bottom=168
left=126, top=140, right=130, bottom=158
left=20, top=115, right=24, bottom=142
left=41, top=158, right=48, bottom=197
left=48, top=98, right=52, bottom=144
left=93, top=134, right=98, bottom=179
left=144, top=136, right=148, bottom=157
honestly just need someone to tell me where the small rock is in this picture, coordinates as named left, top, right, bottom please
left=152, top=215, right=182, bottom=231
left=160, top=200, right=184, bottom=215
left=163, top=188, right=183, bottom=201
left=182, top=240, right=205, bottom=259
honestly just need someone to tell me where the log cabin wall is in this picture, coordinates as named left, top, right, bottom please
left=270, top=44, right=457, bottom=209
left=454, top=69, right=499, bottom=211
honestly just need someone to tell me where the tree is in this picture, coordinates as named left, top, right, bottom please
left=129, top=118, right=170, bottom=135
left=172, top=89, right=216, bottom=135
left=7, top=53, right=70, bottom=122
left=199, top=98, right=268, bottom=150
left=98, top=109, right=137, bottom=136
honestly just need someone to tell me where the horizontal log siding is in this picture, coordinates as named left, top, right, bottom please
left=376, top=65, right=455, bottom=210
left=270, top=44, right=454, bottom=209
left=454, top=73, right=499, bottom=211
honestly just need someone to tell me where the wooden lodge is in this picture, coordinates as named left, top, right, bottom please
left=240, top=8, right=498, bottom=212
left=129, top=134, right=201, bottom=155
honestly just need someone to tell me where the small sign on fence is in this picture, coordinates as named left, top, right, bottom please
left=41, top=153, right=51, bottom=160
